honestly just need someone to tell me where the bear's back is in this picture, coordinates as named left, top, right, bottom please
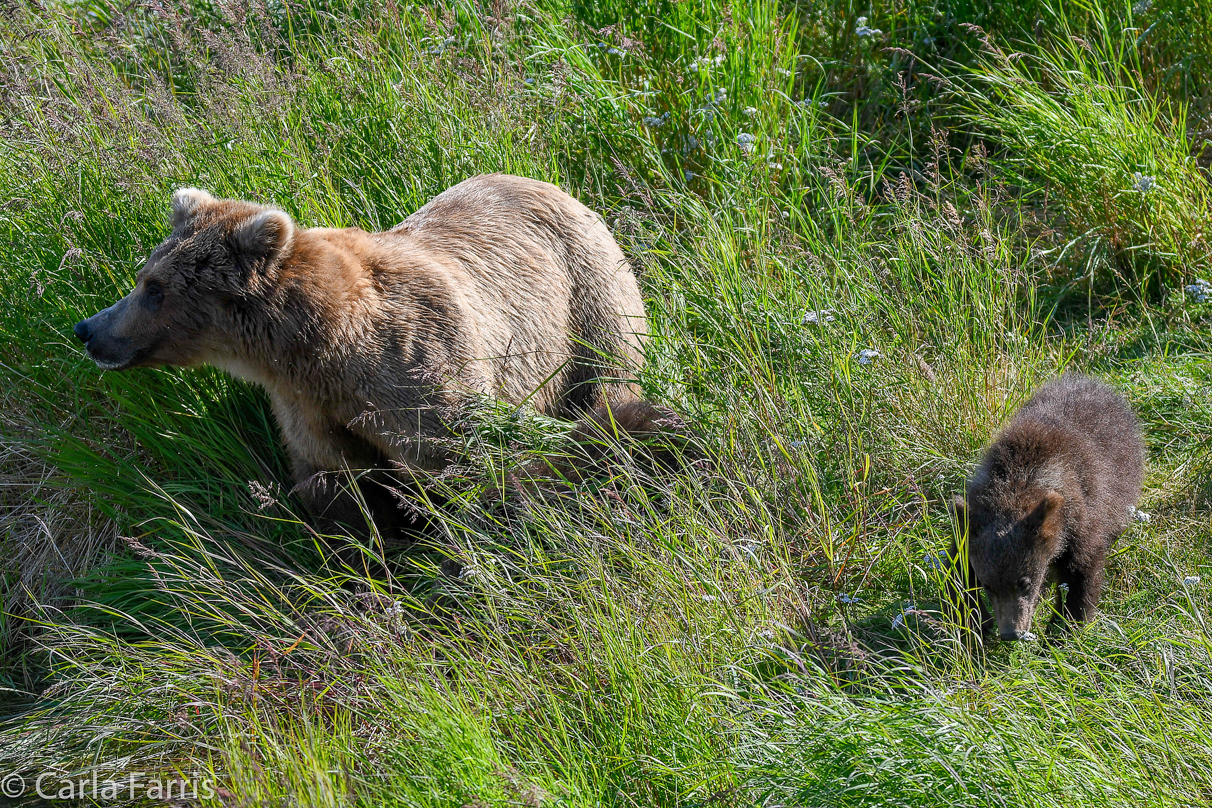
left=384, top=174, right=647, bottom=415
left=1003, top=374, right=1144, bottom=532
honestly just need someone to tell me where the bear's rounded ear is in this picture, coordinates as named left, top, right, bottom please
left=170, top=187, right=215, bottom=230
left=230, top=209, right=295, bottom=269
left=1037, top=490, right=1065, bottom=542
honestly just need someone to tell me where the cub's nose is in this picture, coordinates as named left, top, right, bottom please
left=73, top=320, right=90, bottom=343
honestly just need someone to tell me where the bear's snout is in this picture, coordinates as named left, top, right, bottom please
left=74, top=302, right=139, bottom=370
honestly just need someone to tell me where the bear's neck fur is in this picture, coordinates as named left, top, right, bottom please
left=213, top=227, right=387, bottom=401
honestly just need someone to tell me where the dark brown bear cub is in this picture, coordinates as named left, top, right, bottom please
left=950, top=374, right=1144, bottom=641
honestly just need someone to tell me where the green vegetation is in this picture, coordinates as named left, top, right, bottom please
left=2, top=0, right=1212, bottom=805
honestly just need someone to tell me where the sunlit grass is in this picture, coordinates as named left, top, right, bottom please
left=953, top=1, right=1212, bottom=296
left=2, top=0, right=1211, bottom=805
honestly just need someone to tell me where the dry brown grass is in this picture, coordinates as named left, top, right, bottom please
left=0, top=414, right=118, bottom=694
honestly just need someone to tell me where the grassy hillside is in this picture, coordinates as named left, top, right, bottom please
left=2, top=0, right=1212, bottom=805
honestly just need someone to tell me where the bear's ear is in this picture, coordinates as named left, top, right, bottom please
left=1034, top=490, right=1065, bottom=545
left=230, top=209, right=295, bottom=270
left=170, top=187, right=215, bottom=230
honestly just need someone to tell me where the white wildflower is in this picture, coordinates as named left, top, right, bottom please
left=689, top=54, right=726, bottom=71
left=736, top=132, right=756, bottom=153
left=838, top=593, right=861, bottom=604
left=891, top=601, right=916, bottom=630
left=642, top=111, right=671, bottom=128
left=856, top=348, right=881, bottom=364
left=738, top=542, right=762, bottom=562
left=855, top=16, right=882, bottom=38
left=608, top=47, right=624, bottom=56
left=1133, top=171, right=1156, bottom=193
left=683, top=169, right=695, bottom=182
left=802, top=309, right=836, bottom=325
left=776, top=67, right=792, bottom=77
left=744, top=106, right=758, bottom=117
left=1185, top=278, right=1212, bottom=302
left=427, top=35, right=458, bottom=55
left=1132, top=0, right=1151, bottom=14
left=757, top=628, right=776, bottom=641
left=1130, top=506, right=1152, bottom=523
left=1184, top=575, right=1201, bottom=586
left=1020, top=631, right=1039, bottom=642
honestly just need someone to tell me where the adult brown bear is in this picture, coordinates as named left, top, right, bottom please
left=75, top=174, right=672, bottom=540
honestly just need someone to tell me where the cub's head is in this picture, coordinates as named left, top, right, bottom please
left=951, top=490, right=1064, bottom=641
left=74, top=188, right=295, bottom=371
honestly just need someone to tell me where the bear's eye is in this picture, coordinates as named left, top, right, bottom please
left=145, top=281, right=164, bottom=305
left=1017, top=577, right=1032, bottom=595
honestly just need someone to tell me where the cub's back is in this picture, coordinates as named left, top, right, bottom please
left=1014, top=374, right=1144, bottom=516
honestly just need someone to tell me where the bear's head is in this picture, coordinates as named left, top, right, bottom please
left=74, top=188, right=295, bottom=371
left=951, top=489, right=1065, bottom=641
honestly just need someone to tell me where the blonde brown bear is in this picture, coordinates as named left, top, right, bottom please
left=74, top=174, right=666, bottom=537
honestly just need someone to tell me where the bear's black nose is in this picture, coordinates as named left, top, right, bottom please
left=73, top=320, right=90, bottom=343
left=999, top=629, right=1022, bottom=642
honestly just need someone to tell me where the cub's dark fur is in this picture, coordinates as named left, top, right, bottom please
left=950, top=374, right=1144, bottom=641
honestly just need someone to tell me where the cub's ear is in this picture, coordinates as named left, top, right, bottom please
left=230, top=209, right=295, bottom=269
left=170, top=187, right=215, bottom=230
left=1035, top=490, right=1065, bottom=543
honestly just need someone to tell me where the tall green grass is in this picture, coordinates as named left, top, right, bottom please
left=954, top=1, right=1212, bottom=295
left=2, top=0, right=1212, bottom=805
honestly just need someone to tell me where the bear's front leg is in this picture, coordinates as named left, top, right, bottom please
left=289, top=458, right=373, bottom=538
left=1049, top=554, right=1105, bottom=634
left=271, top=396, right=399, bottom=558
